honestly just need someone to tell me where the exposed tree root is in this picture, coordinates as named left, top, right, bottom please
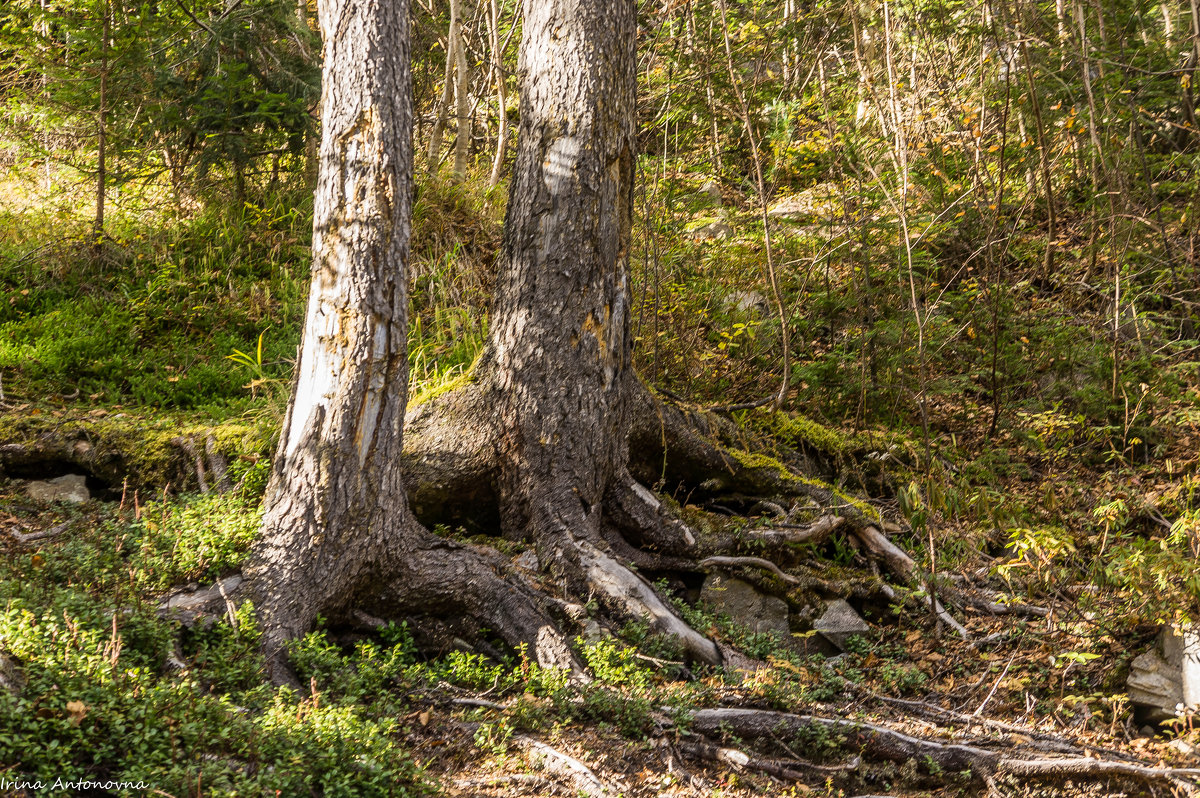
left=681, top=708, right=1200, bottom=792
left=699, top=556, right=800, bottom=585
left=740, top=514, right=845, bottom=547
left=673, top=738, right=859, bottom=782
left=512, top=735, right=619, bottom=797
left=2, top=383, right=996, bottom=680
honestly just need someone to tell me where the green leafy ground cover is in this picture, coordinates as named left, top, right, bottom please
left=1, top=156, right=1200, bottom=795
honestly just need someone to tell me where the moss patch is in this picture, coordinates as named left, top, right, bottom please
left=724, top=446, right=881, bottom=523
left=747, top=409, right=859, bottom=458
left=0, top=405, right=277, bottom=490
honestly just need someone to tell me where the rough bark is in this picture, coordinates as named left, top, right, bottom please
left=452, top=0, right=725, bottom=666
left=245, top=0, right=419, bottom=670
left=244, top=0, right=575, bottom=681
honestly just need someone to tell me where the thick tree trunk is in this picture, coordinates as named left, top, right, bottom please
left=245, top=0, right=578, bottom=682
left=246, top=0, right=418, bottom=669
left=469, top=0, right=723, bottom=666
left=480, top=0, right=637, bottom=571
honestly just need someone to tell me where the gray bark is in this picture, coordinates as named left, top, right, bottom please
left=426, top=0, right=462, bottom=172
left=246, top=0, right=417, bottom=668
left=452, top=0, right=471, bottom=178
left=471, top=0, right=722, bottom=665
left=245, top=0, right=576, bottom=681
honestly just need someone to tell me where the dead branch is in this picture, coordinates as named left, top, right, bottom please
left=4, top=522, right=68, bottom=545
left=686, top=707, right=996, bottom=774
left=998, top=756, right=1200, bottom=792
left=859, top=525, right=970, bottom=639
left=681, top=708, right=1200, bottom=791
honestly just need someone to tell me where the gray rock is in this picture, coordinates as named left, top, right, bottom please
left=513, top=550, right=540, bottom=571
left=1170, top=738, right=1199, bottom=759
left=26, top=474, right=90, bottom=504
left=700, top=574, right=789, bottom=635
left=1128, top=625, right=1200, bottom=723
left=813, top=598, right=870, bottom=651
left=0, top=653, right=23, bottom=696
left=700, top=180, right=723, bottom=205
left=581, top=620, right=604, bottom=643
left=724, top=290, right=767, bottom=314
left=688, top=221, right=734, bottom=241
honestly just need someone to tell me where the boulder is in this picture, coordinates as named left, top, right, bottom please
left=26, top=474, right=90, bottom=504
left=813, top=598, right=870, bottom=651
left=724, top=290, right=767, bottom=315
left=513, top=550, right=540, bottom=571
left=700, top=180, right=723, bottom=205
left=688, top=220, right=734, bottom=241
left=700, top=573, right=789, bottom=635
left=1127, top=626, right=1200, bottom=723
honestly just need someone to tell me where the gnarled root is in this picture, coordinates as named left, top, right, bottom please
left=682, top=708, right=1200, bottom=792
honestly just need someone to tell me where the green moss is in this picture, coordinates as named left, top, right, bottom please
left=724, top=446, right=880, bottom=522
left=750, top=409, right=857, bottom=457
left=0, top=406, right=276, bottom=490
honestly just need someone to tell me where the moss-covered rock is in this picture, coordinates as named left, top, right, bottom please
left=0, top=405, right=277, bottom=491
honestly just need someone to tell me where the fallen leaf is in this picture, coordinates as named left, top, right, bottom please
left=66, top=700, right=87, bottom=725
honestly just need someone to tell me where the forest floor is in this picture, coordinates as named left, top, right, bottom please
left=4, top=173, right=1200, bottom=796
left=0, top=397, right=1197, bottom=798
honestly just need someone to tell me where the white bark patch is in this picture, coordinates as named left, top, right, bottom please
left=578, top=540, right=721, bottom=665
left=630, top=481, right=659, bottom=510
left=286, top=295, right=343, bottom=458
left=355, top=321, right=389, bottom=466
left=543, top=137, right=580, bottom=195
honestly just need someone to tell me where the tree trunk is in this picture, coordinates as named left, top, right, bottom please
left=247, top=0, right=418, bottom=668
left=245, top=0, right=737, bottom=679
left=486, top=0, right=509, bottom=187
left=94, top=0, right=109, bottom=252
left=245, top=0, right=577, bottom=681
left=468, top=0, right=723, bottom=665
left=426, top=0, right=462, bottom=172
left=452, top=0, right=471, bottom=178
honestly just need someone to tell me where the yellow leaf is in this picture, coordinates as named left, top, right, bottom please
left=66, top=700, right=87, bottom=725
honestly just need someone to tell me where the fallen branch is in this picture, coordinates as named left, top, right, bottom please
left=159, top=575, right=245, bottom=622
left=687, top=707, right=995, bottom=774
left=4, top=522, right=68, bottom=545
left=868, top=693, right=1142, bottom=762
left=451, top=774, right=554, bottom=792
left=708, top=395, right=776, bottom=413
left=999, top=756, right=1200, bottom=791
left=858, top=525, right=970, bottom=639
left=681, top=707, right=1200, bottom=791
